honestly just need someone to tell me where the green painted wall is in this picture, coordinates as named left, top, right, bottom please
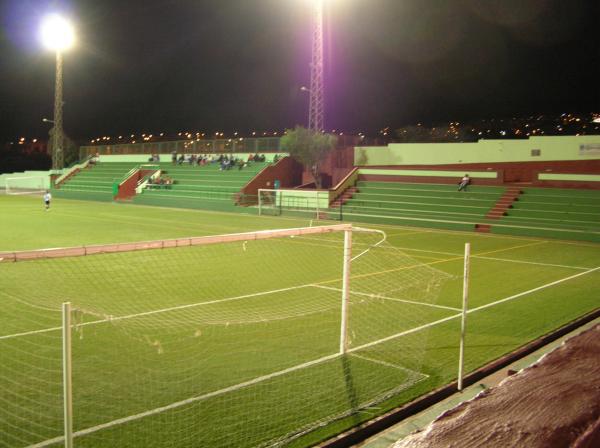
left=358, top=168, right=497, bottom=178
left=538, top=173, right=600, bottom=181
left=355, top=136, right=600, bottom=166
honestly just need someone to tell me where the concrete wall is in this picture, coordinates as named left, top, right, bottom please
left=355, top=136, right=600, bottom=166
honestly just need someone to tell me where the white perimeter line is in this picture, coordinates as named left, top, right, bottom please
left=473, top=255, right=590, bottom=271
left=25, top=265, right=600, bottom=448
left=311, top=284, right=462, bottom=312
left=0, top=284, right=314, bottom=341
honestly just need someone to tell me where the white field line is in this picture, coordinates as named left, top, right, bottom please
left=350, top=265, right=600, bottom=353
left=386, top=245, right=591, bottom=271
left=2, top=240, right=590, bottom=341
left=27, top=351, right=344, bottom=448
left=291, top=236, right=590, bottom=271
left=350, top=353, right=430, bottom=379
left=467, top=266, right=600, bottom=313
left=23, top=265, right=600, bottom=447
left=312, top=284, right=461, bottom=312
left=0, top=284, right=316, bottom=341
left=473, top=255, right=590, bottom=271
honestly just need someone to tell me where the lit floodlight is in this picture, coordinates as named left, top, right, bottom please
left=40, top=14, right=75, bottom=51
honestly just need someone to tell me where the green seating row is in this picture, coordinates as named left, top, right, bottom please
left=497, top=188, right=600, bottom=239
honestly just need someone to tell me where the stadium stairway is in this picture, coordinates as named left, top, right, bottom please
left=52, top=161, right=138, bottom=201
left=330, top=186, right=358, bottom=208
left=475, top=187, right=523, bottom=233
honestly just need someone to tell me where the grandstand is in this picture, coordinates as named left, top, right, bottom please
left=51, top=158, right=271, bottom=211
left=2, top=133, right=600, bottom=448
left=335, top=181, right=600, bottom=242
left=341, top=181, right=505, bottom=232
left=53, top=161, right=135, bottom=201
left=133, top=161, right=269, bottom=210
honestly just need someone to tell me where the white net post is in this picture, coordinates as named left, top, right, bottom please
left=315, top=192, right=320, bottom=220
left=339, top=228, right=352, bottom=354
left=62, top=302, right=74, bottom=448
left=457, top=243, right=471, bottom=391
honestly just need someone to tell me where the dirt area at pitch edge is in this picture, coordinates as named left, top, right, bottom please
left=394, top=324, right=600, bottom=448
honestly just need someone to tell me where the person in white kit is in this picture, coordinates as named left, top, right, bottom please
left=43, top=190, right=52, bottom=211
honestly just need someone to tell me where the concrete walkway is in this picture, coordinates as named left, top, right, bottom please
left=356, top=316, right=600, bottom=448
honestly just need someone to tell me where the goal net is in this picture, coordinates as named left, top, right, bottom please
left=0, top=224, right=451, bottom=447
left=5, top=176, right=48, bottom=195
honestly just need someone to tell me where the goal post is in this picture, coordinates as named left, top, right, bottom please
left=1, top=223, right=452, bottom=447
left=258, top=188, right=331, bottom=218
left=5, top=176, right=49, bottom=195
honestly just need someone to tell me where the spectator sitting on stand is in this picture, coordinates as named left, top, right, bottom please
left=458, top=174, right=471, bottom=191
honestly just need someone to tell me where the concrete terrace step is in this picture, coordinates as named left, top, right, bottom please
left=342, top=204, right=487, bottom=221
left=346, top=198, right=493, bottom=213
left=351, top=193, right=498, bottom=207
left=356, top=181, right=506, bottom=194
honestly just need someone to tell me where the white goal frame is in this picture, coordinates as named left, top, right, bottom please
left=5, top=176, right=48, bottom=195
left=52, top=223, right=353, bottom=447
left=258, top=188, right=330, bottom=217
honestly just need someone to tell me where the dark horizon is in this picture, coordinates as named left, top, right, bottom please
left=1, top=0, right=598, bottom=142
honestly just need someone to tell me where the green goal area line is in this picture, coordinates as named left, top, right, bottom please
left=21, top=266, right=600, bottom=448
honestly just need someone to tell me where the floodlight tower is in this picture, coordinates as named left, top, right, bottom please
left=40, top=14, right=75, bottom=171
left=308, top=0, right=325, bottom=132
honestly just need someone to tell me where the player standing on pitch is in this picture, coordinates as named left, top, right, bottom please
left=43, top=190, right=52, bottom=211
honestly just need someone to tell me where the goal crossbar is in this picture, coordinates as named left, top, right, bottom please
left=0, top=224, right=353, bottom=263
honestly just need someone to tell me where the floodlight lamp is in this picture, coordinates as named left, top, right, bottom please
left=40, top=14, right=75, bottom=51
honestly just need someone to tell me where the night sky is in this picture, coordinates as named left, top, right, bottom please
left=0, top=0, right=598, bottom=142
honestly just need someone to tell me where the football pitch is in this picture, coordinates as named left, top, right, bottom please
left=1, top=195, right=599, bottom=447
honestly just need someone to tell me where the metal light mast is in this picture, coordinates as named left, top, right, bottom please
left=53, top=51, right=65, bottom=170
left=40, top=13, right=74, bottom=171
left=308, top=0, right=325, bottom=132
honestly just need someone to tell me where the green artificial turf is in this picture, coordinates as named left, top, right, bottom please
left=1, top=194, right=599, bottom=447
